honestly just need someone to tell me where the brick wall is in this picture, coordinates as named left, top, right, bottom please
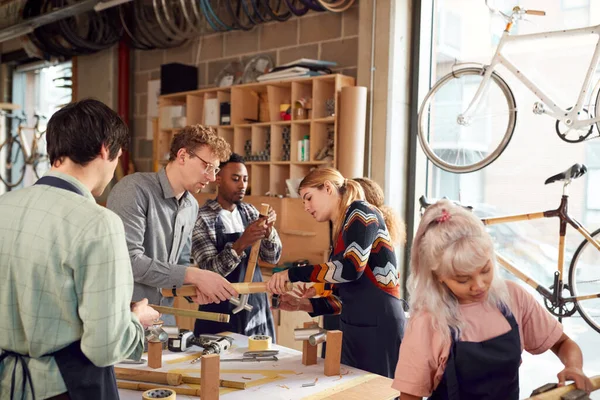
left=131, top=6, right=359, bottom=172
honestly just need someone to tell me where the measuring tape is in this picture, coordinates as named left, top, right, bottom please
left=248, top=335, right=272, bottom=351
left=142, top=388, right=176, bottom=400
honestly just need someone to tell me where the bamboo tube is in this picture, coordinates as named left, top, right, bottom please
left=114, top=367, right=182, bottom=386
left=182, top=376, right=247, bottom=389
left=151, top=305, right=230, bottom=323
left=161, top=281, right=293, bottom=298
left=117, top=381, right=201, bottom=396
left=527, top=375, right=600, bottom=399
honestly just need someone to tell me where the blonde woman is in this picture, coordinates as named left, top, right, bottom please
left=393, top=200, right=592, bottom=399
left=267, top=168, right=406, bottom=378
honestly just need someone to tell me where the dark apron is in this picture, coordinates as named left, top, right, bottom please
left=0, top=176, right=120, bottom=400
left=429, top=306, right=521, bottom=400
left=335, top=265, right=406, bottom=378
left=194, top=210, right=276, bottom=340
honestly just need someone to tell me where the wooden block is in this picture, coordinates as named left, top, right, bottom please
left=147, top=341, right=162, bottom=369
left=302, top=321, right=318, bottom=366
left=201, top=354, right=220, bottom=400
left=324, top=330, right=342, bottom=376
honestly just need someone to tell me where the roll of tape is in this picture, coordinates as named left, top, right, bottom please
left=248, top=335, right=272, bottom=351
left=142, top=388, right=176, bottom=400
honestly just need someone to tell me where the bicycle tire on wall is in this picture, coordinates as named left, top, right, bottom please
left=417, top=67, right=517, bottom=174
left=568, top=227, right=600, bottom=334
left=0, top=137, right=26, bottom=189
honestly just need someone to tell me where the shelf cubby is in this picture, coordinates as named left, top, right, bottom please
left=231, top=87, right=259, bottom=124
left=313, top=77, right=336, bottom=119
left=291, top=123, right=310, bottom=163
left=309, top=122, right=335, bottom=162
left=291, top=80, right=313, bottom=121
left=270, top=164, right=290, bottom=195
left=270, top=124, right=291, bottom=162
left=234, top=126, right=252, bottom=158
left=251, top=125, right=271, bottom=161
left=186, top=94, right=204, bottom=125
left=250, top=164, right=270, bottom=197
left=266, top=84, right=292, bottom=122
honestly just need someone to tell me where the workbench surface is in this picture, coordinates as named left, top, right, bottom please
left=117, top=333, right=399, bottom=399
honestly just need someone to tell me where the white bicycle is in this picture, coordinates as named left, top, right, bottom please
left=418, top=4, right=600, bottom=173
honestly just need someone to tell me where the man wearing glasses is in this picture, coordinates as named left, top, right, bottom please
left=107, top=125, right=238, bottom=321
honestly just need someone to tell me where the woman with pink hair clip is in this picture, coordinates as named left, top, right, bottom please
left=393, top=199, right=592, bottom=400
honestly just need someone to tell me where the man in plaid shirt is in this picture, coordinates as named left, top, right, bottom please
left=192, top=153, right=282, bottom=340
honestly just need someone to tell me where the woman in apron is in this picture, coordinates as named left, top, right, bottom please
left=267, top=168, right=406, bottom=378
left=392, top=199, right=592, bottom=399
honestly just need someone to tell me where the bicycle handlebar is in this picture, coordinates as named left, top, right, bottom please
left=525, top=9, right=546, bottom=16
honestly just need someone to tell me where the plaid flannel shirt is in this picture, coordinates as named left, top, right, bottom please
left=192, top=199, right=282, bottom=276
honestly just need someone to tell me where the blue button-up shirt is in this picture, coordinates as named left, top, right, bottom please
left=107, top=168, right=198, bottom=313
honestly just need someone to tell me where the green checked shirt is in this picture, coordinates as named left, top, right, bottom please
left=0, top=171, right=145, bottom=399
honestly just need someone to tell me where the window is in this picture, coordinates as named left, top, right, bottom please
left=2, top=62, right=72, bottom=194
left=585, top=142, right=600, bottom=225
left=561, top=0, right=590, bottom=29
left=412, top=0, right=600, bottom=391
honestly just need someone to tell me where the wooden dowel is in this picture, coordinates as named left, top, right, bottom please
left=244, top=204, right=271, bottom=283
left=161, top=281, right=293, bottom=298
left=181, top=376, right=247, bottom=390
left=115, top=367, right=182, bottom=386
left=117, top=381, right=201, bottom=396
left=151, top=305, right=230, bottom=323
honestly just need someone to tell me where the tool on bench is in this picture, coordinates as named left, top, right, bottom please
left=168, top=331, right=233, bottom=356
left=145, top=320, right=168, bottom=343
left=221, top=355, right=279, bottom=362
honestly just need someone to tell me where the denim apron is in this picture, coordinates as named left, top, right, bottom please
left=194, top=210, right=275, bottom=340
left=429, top=306, right=521, bottom=400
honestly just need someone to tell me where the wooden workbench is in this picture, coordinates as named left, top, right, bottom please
left=117, top=333, right=399, bottom=400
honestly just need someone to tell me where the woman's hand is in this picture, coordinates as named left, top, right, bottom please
left=293, top=283, right=317, bottom=298
left=273, top=293, right=314, bottom=313
left=267, top=269, right=290, bottom=295
left=557, top=366, right=594, bottom=393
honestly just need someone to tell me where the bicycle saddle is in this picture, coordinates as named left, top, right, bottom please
left=544, top=163, right=587, bottom=185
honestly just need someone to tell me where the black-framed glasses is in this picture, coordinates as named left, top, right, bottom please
left=188, top=149, right=220, bottom=175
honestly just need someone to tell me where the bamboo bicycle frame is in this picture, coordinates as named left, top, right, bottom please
left=483, top=194, right=600, bottom=303
left=463, top=21, right=600, bottom=128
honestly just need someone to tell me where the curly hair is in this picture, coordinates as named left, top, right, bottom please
left=169, top=124, right=231, bottom=162
left=353, top=177, right=406, bottom=246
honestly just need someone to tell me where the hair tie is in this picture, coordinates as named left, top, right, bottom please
left=436, top=209, right=451, bottom=223
left=344, top=178, right=348, bottom=186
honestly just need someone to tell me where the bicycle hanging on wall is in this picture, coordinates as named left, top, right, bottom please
left=418, top=4, right=600, bottom=173
left=0, top=112, right=50, bottom=189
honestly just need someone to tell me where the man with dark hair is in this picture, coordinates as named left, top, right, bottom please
left=192, top=153, right=281, bottom=339
left=107, top=125, right=238, bottom=320
left=0, top=98, right=159, bottom=399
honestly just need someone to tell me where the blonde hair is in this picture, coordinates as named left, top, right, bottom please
left=354, top=177, right=406, bottom=246
left=299, top=168, right=365, bottom=241
left=408, top=199, right=510, bottom=344
left=169, top=124, right=231, bottom=162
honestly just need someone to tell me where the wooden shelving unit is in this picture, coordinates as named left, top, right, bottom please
left=156, top=74, right=356, bottom=197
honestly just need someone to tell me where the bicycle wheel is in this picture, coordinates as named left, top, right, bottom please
left=33, top=155, right=51, bottom=179
left=568, top=228, right=600, bottom=334
left=418, top=67, right=517, bottom=173
left=0, top=137, right=26, bottom=188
